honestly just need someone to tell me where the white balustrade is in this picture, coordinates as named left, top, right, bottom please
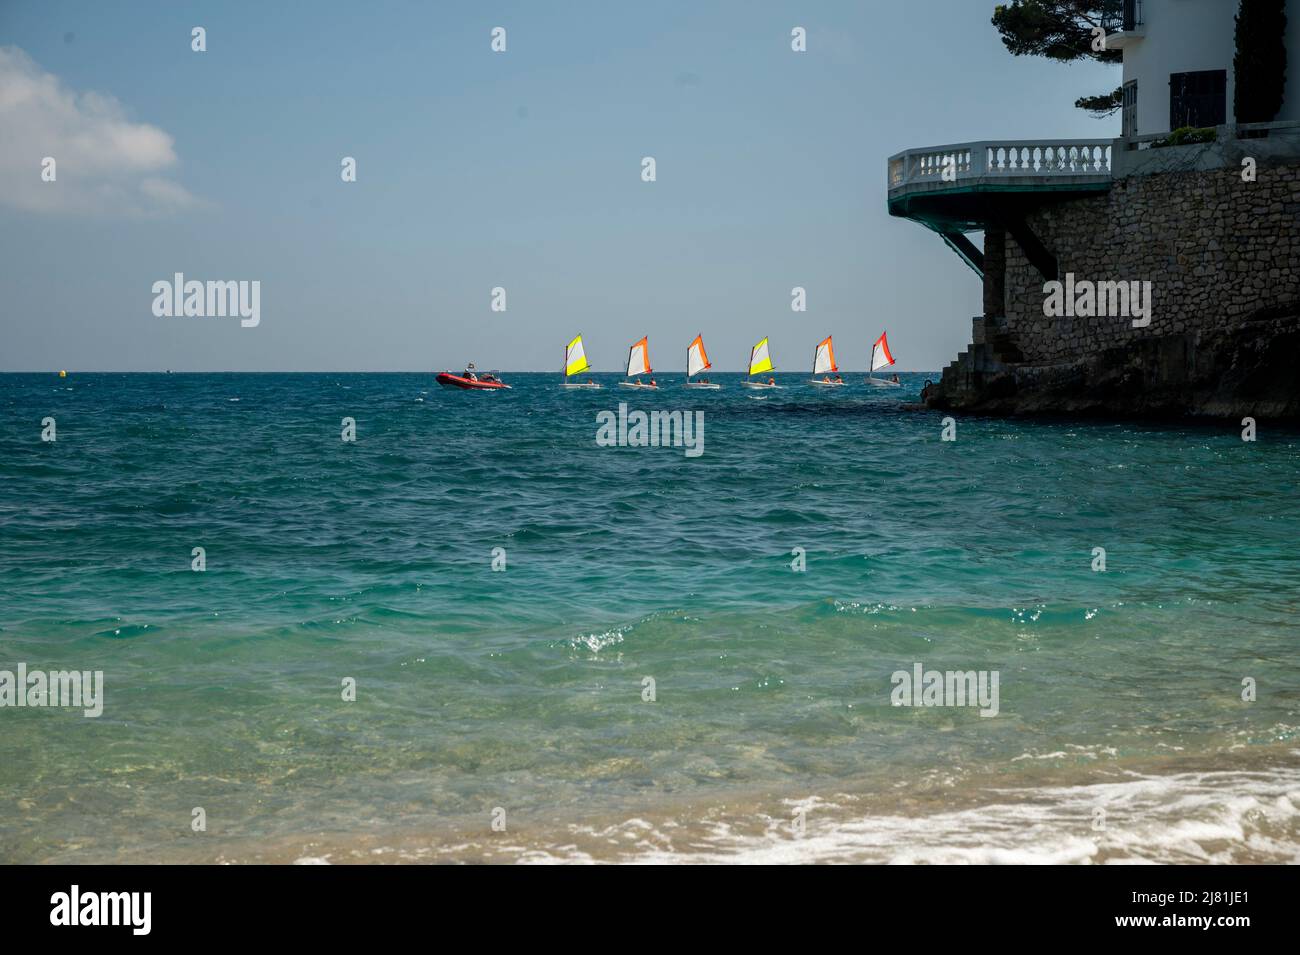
left=888, top=139, right=1113, bottom=189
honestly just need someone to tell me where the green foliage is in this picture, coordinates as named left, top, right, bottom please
left=1233, top=0, right=1288, bottom=124
left=1075, top=86, right=1123, bottom=117
left=992, top=1, right=1123, bottom=65
left=992, top=2, right=1123, bottom=115
left=1151, top=126, right=1218, bottom=149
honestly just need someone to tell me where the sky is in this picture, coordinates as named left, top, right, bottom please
left=0, top=1, right=1120, bottom=372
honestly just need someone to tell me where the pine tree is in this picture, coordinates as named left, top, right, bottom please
left=992, top=2, right=1124, bottom=115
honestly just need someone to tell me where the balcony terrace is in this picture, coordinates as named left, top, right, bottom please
left=886, top=139, right=1114, bottom=279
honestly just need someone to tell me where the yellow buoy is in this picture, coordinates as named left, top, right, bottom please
left=59, top=370, right=67, bottom=377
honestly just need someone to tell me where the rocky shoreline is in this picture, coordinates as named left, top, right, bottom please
left=925, top=306, right=1300, bottom=420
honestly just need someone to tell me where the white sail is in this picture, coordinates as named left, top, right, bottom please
left=748, top=338, right=773, bottom=376
left=565, top=335, right=589, bottom=378
left=871, top=332, right=895, bottom=372
left=687, top=336, right=710, bottom=377
left=812, top=337, right=836, bottom=375
left=627, top=337, right=650, bottom=377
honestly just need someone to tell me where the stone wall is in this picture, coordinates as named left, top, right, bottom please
left=1005, top=164, right=1300, bottom=364
left=926, top=158, right=1300, bottom=419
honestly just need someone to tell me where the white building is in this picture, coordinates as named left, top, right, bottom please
left=1109, top=0, right=1300, bottom=137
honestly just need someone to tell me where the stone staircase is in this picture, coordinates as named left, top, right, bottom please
left=927, top=316, right=1024, bottom=408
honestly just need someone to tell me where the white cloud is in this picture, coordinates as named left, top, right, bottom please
left=0, top=46, right=204, bottom=215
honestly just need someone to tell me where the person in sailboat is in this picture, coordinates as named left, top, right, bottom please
left=891, top=373, right=899, bottom=384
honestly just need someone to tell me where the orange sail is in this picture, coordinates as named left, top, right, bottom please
left=627, top=336, right=651, bottom=377
left=687, top=334, right=712, bottom=378
left=812, top=335, right=837, bottom=375
left=871, top=332, right=895, bottom=371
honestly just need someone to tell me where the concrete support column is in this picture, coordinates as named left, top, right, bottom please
left=983, top=225, right=1006, bottom=318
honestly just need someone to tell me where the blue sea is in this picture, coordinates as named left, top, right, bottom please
left=1, top=371, right=1298, bottom=863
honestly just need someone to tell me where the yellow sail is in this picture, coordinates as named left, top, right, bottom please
left=748, top=337, right=773, bottom=376
left=565, top=335, right=590, bottom=377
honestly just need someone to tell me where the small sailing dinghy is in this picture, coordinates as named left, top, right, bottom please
left=809, top=335, right=846, bottom=386
left=560, top=334, right=602, bottom=389
left=740, top=337, right=780, bottom=389
left=867, top=331, right=901, bottom=387
left=685, top=334, right=721, bottom=389
left=619, top=336, right=658, bottom=389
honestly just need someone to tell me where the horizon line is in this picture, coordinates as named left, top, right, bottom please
left=2, top=368, right=930, bottom=375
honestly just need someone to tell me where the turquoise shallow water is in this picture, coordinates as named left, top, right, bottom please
left=1, top=372, right=1298, bottom=863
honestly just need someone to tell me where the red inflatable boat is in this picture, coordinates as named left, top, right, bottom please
left=436, top=371, right=511, bottom=390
